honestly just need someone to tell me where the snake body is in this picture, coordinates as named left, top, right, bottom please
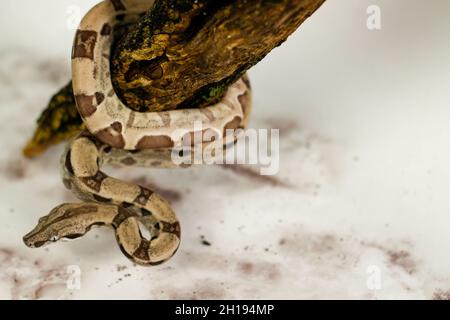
left=23, top=0, right=252, bottom=265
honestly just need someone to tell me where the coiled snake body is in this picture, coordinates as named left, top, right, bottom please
left=23, top=0, right=252, bottom=265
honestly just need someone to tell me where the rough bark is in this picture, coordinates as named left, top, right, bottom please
left=23, top=0, right=325, bottom=158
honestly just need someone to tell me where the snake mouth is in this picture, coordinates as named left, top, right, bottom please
left=23, top=229, right=90, bottom=248
left=22, top=236, right=47, bottom=248
left=23, top=232, right=61, bottom=248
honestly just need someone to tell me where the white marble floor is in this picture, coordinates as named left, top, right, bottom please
left=1, top=0, right=450, bottom=299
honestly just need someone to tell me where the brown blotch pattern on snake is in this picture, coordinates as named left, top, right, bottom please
left=121, top=157, right=137, bottom=166
left=79, top=172, right=107, bottom=193
left=223, top=116, right=242, bottom=136
left=112, top=207, right=133, bottom=228
left=74, top=94, right=97, bottom=117
left=72, top=30, right=97, bottom=60
left=160, top=221, right=181, bottom=239
left=95, top=127, right=125, bottom=148
left=133, top=187, right=153, bottom=206
left=132, top=241, right=150, bottom=261
left=95, top=92, right=105, bottom=105
left=135, top=135, right=174, bottom=149
left=111, top=121, right=122, bottom=133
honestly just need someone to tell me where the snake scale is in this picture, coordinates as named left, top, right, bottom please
left=23, top=0, right=252, bottom=265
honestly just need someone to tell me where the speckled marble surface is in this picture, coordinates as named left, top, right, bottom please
left=1, top=0, right=450, bottom=299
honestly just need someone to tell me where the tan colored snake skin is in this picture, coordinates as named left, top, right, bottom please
left=23, top=0, right=252, bottom=265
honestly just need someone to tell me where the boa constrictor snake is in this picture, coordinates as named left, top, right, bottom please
left=23, top=0, right=252, bottom=266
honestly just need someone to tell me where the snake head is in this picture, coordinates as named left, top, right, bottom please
left=23, top=203, right=97, bottom=248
